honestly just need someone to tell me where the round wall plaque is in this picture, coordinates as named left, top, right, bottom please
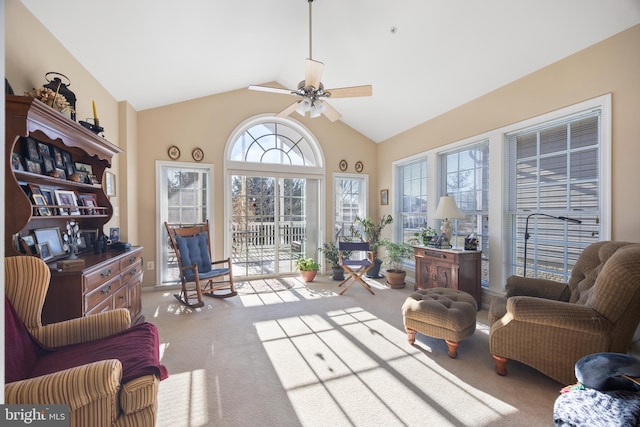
left=355, top=161, right=364, bottom=173
left=168, top=145, right=180, bottom=160
left=339, top=159, right=348, bottom=171
left=192, top=147, right=204, bottom=162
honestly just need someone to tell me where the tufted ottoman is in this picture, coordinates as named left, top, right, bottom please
left=401, top=288, right=477, bottom=358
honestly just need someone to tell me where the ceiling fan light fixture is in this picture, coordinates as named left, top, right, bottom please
left=296, top=98, right=312, bottom=115
left=309, top=100, right=326, bottom=118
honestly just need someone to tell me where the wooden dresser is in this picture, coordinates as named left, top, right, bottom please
left=42, top=247, right=144, bottom=325
left=413, top=246, right=482, bottom=308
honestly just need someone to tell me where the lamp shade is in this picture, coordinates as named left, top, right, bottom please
left=433, top=195, right=463, bottom=219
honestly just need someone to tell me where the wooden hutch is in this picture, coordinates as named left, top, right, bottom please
left=5, top=95, right=144, bottom=324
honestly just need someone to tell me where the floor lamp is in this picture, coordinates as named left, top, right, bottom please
left=523, top=213, right=582, bottom=277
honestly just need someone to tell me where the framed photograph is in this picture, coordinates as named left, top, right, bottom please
left=20, top=235, right=37, bottom=255
left=42, top=156, right=55, bottom=174
left=11, top=152, right=25, bottom=171
left=54, top=189, right=80, bottom=215
left=109, top=227, right=120, bottom=242
left=54, top=168, right=67, bottom=180
left=380, top=189, right=389, bottom=205
left=88, top=174, right=100, bottom=185
left=62, top=151, right=74, bottom=176
left=75, top=162, right=93, bottom=174
left=25, top=137, right=40, bottom=161
left=41, top=189, right=56, bottom=214
left=32, top=194, right=51, bottom=216
left=78, top=192, right=98, bottom=215
left=104, top=171, right=116, bottom=197
left=25, top=159, right=42, bottom=174
left=36, top=242, right=54, bottom=262
left=27, top=184, right=42, bottom=196
left=53, top=147, right=65, bottom=169
left=77, top=236, right=88, bottom=251
left=74, top=170, right=89, bottom=184
left=37, top=142, right=51, bottom=158
left=34, top=227, right=65, bottom=257
left=80, top=229, right=98, bottom=249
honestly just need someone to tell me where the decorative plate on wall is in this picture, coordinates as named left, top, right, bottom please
left=339, top=159, right=348, bottom=171
left=192, top=148, right=204, bottom=162
left=355, top=161, right=364, bottom=173
left=168, top=145, right=180, bottom=160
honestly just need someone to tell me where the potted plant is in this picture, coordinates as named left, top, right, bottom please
left=318, top=241, right=351, bottom=281
left=381, top=239, right=414, bottom=288
left=412, top=226, right=438, bottom=246
left=295, top=257, right=320, bottom=282
left=350, top=215, right=394, bottom=278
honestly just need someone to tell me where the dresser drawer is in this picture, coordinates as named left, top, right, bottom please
left=85, top=276, right=121, bottom=312
left=84, top=260, right=120, bottom=293
left=121, top=260, right=142, bottom=283
left=85, top=296, right=113, bottom=317
left=114, top=284, right=128, bottom=309
left=120, top=251, right=143, bottom=271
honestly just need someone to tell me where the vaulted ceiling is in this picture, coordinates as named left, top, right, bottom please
left=22, top=0, right=640, bottom=142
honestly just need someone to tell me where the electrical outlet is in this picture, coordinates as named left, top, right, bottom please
left=147, top=261, right=155, bottom=270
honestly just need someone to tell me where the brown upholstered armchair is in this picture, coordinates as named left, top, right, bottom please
left=4, top=256, right=167, bottom=427
left=489, top=241, right=640, bottom=385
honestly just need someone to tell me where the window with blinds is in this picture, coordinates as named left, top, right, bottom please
left=441, top=142, right=490, bottom=285
left=507, top=110, right=601, bottom=281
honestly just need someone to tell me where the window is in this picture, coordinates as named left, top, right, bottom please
left=442, top=142, right=490, bottom=285
left=398, top=159, right=428, bottom=243
left=508, top=110, right=602, bottom=281
left=333, top=174, right=368, bottom=239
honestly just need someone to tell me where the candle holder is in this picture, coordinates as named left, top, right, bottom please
left=79, top=118, right=104, bottom=135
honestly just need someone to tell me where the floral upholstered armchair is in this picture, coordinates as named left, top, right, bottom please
left=4, top=256, right=168, bottom=427
left=489, top=241, right=640, bottom=385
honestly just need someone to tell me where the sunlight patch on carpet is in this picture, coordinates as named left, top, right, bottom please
left=254, top=307, right=519, bottom=426
left=157, top=369, right=210, bottom=426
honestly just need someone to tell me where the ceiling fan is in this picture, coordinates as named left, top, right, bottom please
left=249, top=0, right=372, bottom=122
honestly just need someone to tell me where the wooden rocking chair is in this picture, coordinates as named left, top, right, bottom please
left=165, top=221, right=237, bottom=308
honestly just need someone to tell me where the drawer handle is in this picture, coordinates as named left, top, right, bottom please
left=423, top=251, right=445, bottom=259
left=129, top=256, right=137, bottom=264
left=101, top=269, right=112, bottom=279
left=118, top=295, right=125, bottom=300
left=129, top=269, right=137, bottom=277
left=431, top=273, right=436, bottom=281
left=101, top=285, right=112, bottom=295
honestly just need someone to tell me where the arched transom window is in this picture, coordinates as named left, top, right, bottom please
left=229, top=120, right=320, bottom=167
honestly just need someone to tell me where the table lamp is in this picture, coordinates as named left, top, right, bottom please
left=433, top=195, right=464, bottom=246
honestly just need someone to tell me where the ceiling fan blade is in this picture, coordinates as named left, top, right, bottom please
left=276, top=101, right=300, bottom=118
left=322, top=102, right=342, bottom=122
left=325, top=85, right=373, bottom=98
left=249, top=85, right=294, bottom=96
left=305, top=59, right=324, bottom=90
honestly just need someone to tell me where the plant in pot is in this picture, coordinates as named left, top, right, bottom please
left=318, top=241, right=351, bottom=281
left=350, top=215, right=393, bottom=279
left=412, top=226, right=438, bottom=246
left=381, top=239, right=414, bottom=288
left=295, top=257, right=320, bottom=282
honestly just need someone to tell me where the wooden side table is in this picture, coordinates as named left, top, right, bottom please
left=413, top=246, right=482, bottom=308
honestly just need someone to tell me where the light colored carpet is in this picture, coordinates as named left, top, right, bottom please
left=143, top=275, right=562, bottom=427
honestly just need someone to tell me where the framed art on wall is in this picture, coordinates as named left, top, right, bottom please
left=104, top=171, right=116, bottom=197
left=380, top=189, right=389, bottom=205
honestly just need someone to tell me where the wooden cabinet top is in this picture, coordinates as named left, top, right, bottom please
left=413, top=246, right=482, bottom=256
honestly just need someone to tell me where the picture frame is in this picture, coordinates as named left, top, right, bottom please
left=380, top=189, right=389, bottom=205
left=25, top=159, right=42, bottom=174
left=34, top=227, right=65, bottom=257
left=88, top=174, right=100, bottom=185
left=54, top=168, right=67, bottom=180
left=54, top=189, right=80, bottom=215
left=42, top=156, right=55, bottom=174
left=11, top=152, right=25, bottom=171
left=32, top=194, right=51, bottom=216
left=80, top=229, right=98, bottom=249
left=75, top=162, right=93, bottom=174
left=53, top=147, right=65, bottom=169
left=75, top=170, right=89, bottom=184
left=37, top=142, right=51, bottom=159
left=77, top=236, right=88, bottom=251
left=36, top=242, right=54, bottom=262
left=24, top=137, right=40, bottom=161
left=78, top=192, right=98, bottom=215
left=109, top=227, right=120, bottom=242
left=62, top=151, right=74, bottom=177
left=104, top=171, right=116, bottom=197
left=41, top=189, right=57, bottom=215
left=20, top=235, right=37, bottom=255
left=27, top=183, right=42, bottom=196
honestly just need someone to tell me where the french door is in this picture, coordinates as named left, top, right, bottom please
left=157, top=161, right=212, bottom=286
left=230, top=174, right=320, bottom=278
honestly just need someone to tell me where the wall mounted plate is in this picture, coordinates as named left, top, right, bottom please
left=339, top=159, right=348, bottom=171
left=168, top=145, right=180, bottom=160
left=192, top=147, right=204, bottom=162
left=355, top=161, right=364, bottom=173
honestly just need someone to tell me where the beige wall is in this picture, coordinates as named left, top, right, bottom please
left=378, top=24, right=640, bottom=243
left=137, top=88, right=377, bottom=286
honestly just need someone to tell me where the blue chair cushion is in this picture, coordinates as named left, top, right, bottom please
left=175, top=233, right=212, bottom=278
